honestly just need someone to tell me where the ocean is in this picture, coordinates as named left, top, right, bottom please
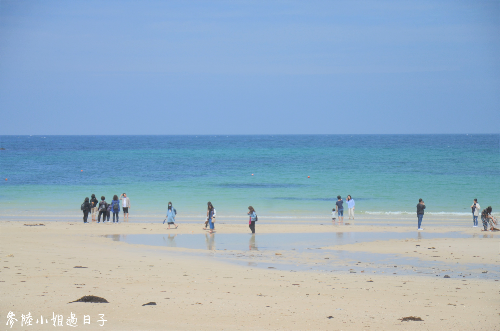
left=0, top=134, right=498, bottom=221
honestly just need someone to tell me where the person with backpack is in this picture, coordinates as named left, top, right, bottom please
left=81, top=197, right=91, bottom=223
left=205, top=202, right=215, bottom=234
left=97, top=196, right=108, bottom=223
left=248, top=206, right=257, bottom=234
left=110, top=195, right=120, bottom=223
left=90, top=194, right=99, bottom=222
left=164, top=202, right=177, bottom=229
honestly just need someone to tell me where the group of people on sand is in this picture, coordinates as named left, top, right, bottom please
left=331, top=195, right=355, bottom=223
left=81, top=193, right=130, bottom=223
left=471, top=199, right=498, bottom=231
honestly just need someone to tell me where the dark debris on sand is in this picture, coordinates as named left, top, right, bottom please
left=70, top=295, right=109, bottom=303
left=24, top=224, right=45, bottom=226
left=142, top=302, right=157, bottom=306
left=399, top=316, right=423, bottom=322
left=73, top=266, right=88, bottom=268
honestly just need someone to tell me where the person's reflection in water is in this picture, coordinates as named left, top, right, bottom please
left=162, top=234, right=177, bottom=247
left=205, top=233, right=216, bottom=251
left=417, top=232, right=422, bottom=240
left=249, top=234, right=258, bottom=251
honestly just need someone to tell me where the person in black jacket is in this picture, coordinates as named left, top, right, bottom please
left=416, top=198, right=425, bottom=230
left=98, top=196, right=108, bottom=223
left=82, top=197, right=91, bottom=223
left=90, top=194, right=99, bottom=222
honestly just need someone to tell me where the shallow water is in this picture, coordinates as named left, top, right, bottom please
left=105, top=232, right=499, bottom=279
left=105, top=231, right=479, bottom=251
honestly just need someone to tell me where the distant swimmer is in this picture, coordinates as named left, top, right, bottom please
left=416, top=198, right=425, bottom=230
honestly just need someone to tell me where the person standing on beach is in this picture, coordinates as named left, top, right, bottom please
left=82, top=197, right=91, bottom=223
left=205, top=202, right=215, bottom=234
left=90, top=194, right=98, bottom=222
left=120, top=193, right=130, bottom=221
left=347, top=195, right=355, bottom=220
left=110, top=195, right=120, bottom=223
left=417, top=198, right=425, bottom=230
left=248, top=206, right=257, bottom=234
left=336, top=196, right=344, bottom=223
left=471, top=199, right=480, bottom=228
left=97, top=196, right=107, bottom=223
left=165, top=202, right=178, bottom=229
left=331, top=207, right=337, bottom=222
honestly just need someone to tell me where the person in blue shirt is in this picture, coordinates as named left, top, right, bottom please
left=110, top=195, right=120, bottom=223
left=165, top=202, right=178, bottom=229
left=247, top=206, right=257, bottom=234
left=347, top=195, right=355, bottom=220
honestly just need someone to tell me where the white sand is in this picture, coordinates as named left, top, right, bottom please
left=1, top=220, right=498, bottom=330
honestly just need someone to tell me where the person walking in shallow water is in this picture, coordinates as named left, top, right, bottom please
left=416, top=198, right=425, bottom=230
left=248, top=206, right=257, bottom=234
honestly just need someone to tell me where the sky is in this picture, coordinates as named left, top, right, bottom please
left=0, top=0, right=499, bottom=135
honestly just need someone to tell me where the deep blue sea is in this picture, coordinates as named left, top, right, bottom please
left=0, top=135, right=498, bottom=220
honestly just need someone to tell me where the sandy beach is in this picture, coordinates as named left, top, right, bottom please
left=1, top=219, right=499, bottom=330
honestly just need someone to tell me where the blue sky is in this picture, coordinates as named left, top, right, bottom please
left=0, top=0, right=499, bottom=134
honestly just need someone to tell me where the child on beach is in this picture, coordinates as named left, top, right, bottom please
left=331, top=207, right=337, bottom=222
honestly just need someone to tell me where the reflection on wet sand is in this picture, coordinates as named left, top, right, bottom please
left=163, top=234, right=177, bottom=247
left=205, top=233, right=215, bottom=251
left=249, top=234, right=258, bottom=251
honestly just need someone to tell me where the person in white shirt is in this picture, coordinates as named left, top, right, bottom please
left=120, top=193, right=131, bottom=221
left=471, top=199, right=480, bottom=227
left=347, top=195, right=355, bottom=220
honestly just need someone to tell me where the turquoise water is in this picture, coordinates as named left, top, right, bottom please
left=0, top=135, right=498, bottom=220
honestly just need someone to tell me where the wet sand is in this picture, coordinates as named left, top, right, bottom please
left=1, top=220, right=498, bottom=330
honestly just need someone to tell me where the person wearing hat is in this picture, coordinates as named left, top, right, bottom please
left=90, top=194, right=99, bottom=222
